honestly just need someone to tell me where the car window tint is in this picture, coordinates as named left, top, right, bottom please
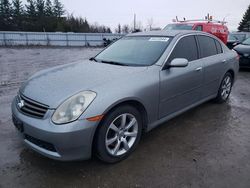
left=197, top=35, right=217, bottom=58
left=215, top=39, right=223, bottom=54
left=168, top=35, right=198, bottom=62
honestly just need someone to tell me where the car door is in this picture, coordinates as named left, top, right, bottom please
left=196, top=35, right=225, bottom=98
left=159, top=35, right=204, bottom=119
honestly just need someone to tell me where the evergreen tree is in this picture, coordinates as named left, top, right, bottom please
left=238, top=4, right=250, bottom=31
left=36, top=0, right=45, bottom=16
left=12, top=0, right=24, bottom=30
left=26, top=0, right=36, bottom=17
left=83, top=18, right=90, bottom=32
left=0, top=0, right=13, bottom=30
left=44, top=0, right=55, bottom=31
left=25, top=0, right=37, bottom=31
left=13, top=0, right=23, bottom=16
left=53, top=0, right=64, bottom=17
left=36, top=0, right=46, bottom=31
left=0, top=0, right=12, bottom=16
left=45, top=0, right=53, bottom=16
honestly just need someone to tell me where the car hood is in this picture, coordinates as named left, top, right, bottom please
left=20, top=60, right=148, bottom=108
left=234, top=44, right=250, bottom=54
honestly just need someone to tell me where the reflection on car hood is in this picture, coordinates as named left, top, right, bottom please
left=234, top=44, right=250, bottom=54
left=20, top=60, right=147, bottom=108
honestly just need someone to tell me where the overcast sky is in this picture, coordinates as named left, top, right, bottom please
left=60, top=0, right=249, bottom=31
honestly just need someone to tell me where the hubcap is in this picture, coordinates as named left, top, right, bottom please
left=105, top=113, right=138, bottom=156
left=221, top=76, right=232, bottom=100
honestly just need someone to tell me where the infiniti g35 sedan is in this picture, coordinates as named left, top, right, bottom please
left=12, top=30, right=239, bottom=163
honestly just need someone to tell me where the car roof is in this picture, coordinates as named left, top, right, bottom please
left=170, top=21, right=224, bottom=25
left=127, top=30, right=202, bottom=37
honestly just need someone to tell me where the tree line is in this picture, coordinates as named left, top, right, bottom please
left=1, top=0, right=249, bottom=33
left=0, top=0, right=112, bottom=33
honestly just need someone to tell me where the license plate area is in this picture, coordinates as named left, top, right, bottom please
left=12, top=115, right=24, bottom=133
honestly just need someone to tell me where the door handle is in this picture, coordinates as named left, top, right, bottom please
left=222, top=59, right=227, bottom=63
left=195, top=67, right=203, bottom=71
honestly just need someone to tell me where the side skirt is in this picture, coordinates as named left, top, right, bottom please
left=146, top=94, right=217, bottom=132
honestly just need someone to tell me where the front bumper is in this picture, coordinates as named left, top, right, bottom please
left=11, top=99, right=99, bottom=161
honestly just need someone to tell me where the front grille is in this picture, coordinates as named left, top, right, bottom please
left=16, top=94, right=49, bottom=119
left=25, top=134, right=56, bottom=152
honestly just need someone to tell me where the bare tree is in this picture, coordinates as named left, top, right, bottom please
left=122, top=24, right=130, bottom=33
left=115, top=23, right=121, bottom=33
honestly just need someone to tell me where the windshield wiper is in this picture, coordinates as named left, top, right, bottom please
left=101, top=60, right=128, bottom=66
left=89, top=57, right=98, bottom=62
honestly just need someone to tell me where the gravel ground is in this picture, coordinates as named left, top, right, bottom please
left=0, top=47, right=250, bottom=188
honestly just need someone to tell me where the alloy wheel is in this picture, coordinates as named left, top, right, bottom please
left=221, top=75, right=232, bottom=100
left=105, top=113, right=138, bottom=156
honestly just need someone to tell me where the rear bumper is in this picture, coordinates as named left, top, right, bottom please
left=11, top=99, right=99, bottom=161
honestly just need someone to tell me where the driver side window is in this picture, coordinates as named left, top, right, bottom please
left=168, top=35, right=199, bottom=63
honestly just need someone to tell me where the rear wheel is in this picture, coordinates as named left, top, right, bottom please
left=95, top=105, right=142, bottom=163
left=214, top=72, right=233, bottom=103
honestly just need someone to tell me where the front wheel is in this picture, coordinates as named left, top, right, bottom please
left=214, top=72, right=233, bottom=103
left=95, top=105, right=142, bottom=163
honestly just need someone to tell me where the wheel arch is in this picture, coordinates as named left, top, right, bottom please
left=227, top=69, right=235, bottom=83
left=102, top=98, right=148, bottom=132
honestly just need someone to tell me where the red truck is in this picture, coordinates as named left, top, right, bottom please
left=164, top=19, right=229, bottom=44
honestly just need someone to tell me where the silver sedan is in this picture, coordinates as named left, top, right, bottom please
left=12, top=30, right=239, bottom=163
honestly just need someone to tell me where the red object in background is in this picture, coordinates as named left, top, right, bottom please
left=164, top=20, right=229, bottom=44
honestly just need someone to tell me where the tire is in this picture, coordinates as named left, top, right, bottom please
left=214, top=72, right=233, bottom=103
left=94, top=105, right=142, bottom=163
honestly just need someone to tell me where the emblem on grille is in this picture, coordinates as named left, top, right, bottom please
left=18, top=99, right=25, bottom=109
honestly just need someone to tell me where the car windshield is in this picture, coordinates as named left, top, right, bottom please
left=95, top=36, right=171, bottom=66
left=228, top=34, right=237, bottom=41
left=242, top=37, right=250, bottom=45
left=164, top=24, right=194, bottom=30
left=231, top=34, right=246, bottom=42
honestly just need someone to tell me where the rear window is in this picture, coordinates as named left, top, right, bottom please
left=164, top=24, right=194, bottom=30
left=215, top=40, right=223, bottom=54
left=197, top=35, right=217, bottom=58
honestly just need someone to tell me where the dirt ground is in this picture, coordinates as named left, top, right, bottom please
left=0, top=47, right=250, bottom=188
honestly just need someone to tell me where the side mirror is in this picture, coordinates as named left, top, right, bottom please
left=169, top=58, right=189, bottom=68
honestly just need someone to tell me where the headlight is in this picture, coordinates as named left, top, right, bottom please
left=52, top=91, right=96, bottom=124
